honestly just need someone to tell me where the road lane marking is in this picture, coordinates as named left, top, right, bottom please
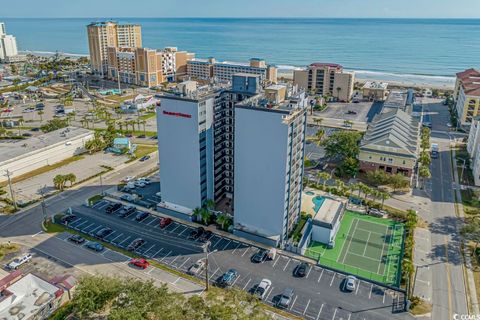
left=242, top=278, right=251, bottom=290
left=444, top=236, right=453, bottom=317
left=32, top=231, right=43, bottom=237
left=382, top=289, right=386, bottom=303
left=306, top=266, right=313, bottom=278
left=318, top=269, right=324, bottom=282
left=331, top=308, right=337, bottom=320
left=289, top=295, right=298, bottom=310
left=283, top=259, right=291, bottom=271
left=303, top=299, right=311, bottom=315
left=347, top=313, right=351, bottom=320
left=232, top=242, right=242, bottom=254
left=316, top=304, right=324, bottom=320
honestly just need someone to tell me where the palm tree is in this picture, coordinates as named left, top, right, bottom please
left=141, top=120, right=147, bottom=136
left=193, top=207, right=202, bottom=222
left=216, top=213, right=229, bottom=230
left=0, top=127, right=6, bottom=137
left=335, top=179, right=346, bottom=194
left=37, top=110, right=44, bottom=122
left=317, top=172, right=330, bottom=188
left=200, top=208, right=211, bottom=225
left=53, top=175, right=67, bottom=191
left=314, top=129, right=325, bottom=146
left=203, top=199, right=215, bottom=211
left=378, top=191, right=390, bottom=209
left=313, top=118, right=323, bottom=127
left=65, top=173, right=77, bottom=187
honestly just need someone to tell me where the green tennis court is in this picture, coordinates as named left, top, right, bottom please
left=305, top=211, right=405, bottom=286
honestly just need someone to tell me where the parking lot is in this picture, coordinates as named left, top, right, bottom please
left=312, top=101, right=383, bottom=124
left=59, top=200, right=408, bottom=320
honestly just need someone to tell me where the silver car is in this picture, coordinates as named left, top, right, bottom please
left=344, top=275, right=357, bottom=291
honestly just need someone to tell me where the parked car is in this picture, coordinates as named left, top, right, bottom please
left=217, top=269, right=238, bottom=287
left=346, top=110, right=357, bottom=115
left=68, top=235, right=85, bottom=244
left=127, top=238, right=145, bottom=251
left=105, top=202, right=122, bottom=214
left=199, top=230, right=213, bottom=242
left=137, top=178, right=151, bottom=185
left=253, top=279, right=272, bottom=300
left=35, top=103, right=45, bottom=110
left=122, top=176, right=135, bottom=183
left=187, top=259, right=205, bottom=275
left=95, top=227, right=113, bottom=239
left=86, top=242, right=104, bottom=252
left=61, top=214, right=77, bottom=224
left=134, top=181, right=146, bottom=188
left=120, top=194, right=135, bottom=202
left=188, top=227, right=205, bottom=240
left=129, top=258, right=150, bottom=269
left=139, top=155, right=150, bottom=162
left=30, top=127, right=40, bottom=132
left=293, top=262, right=308, bottom=277
left=159, top=217, right=172, bottom=228
left=118, top=205, right=136, bottom=218
left=344, top=276, right=357, bottom=292
left=5, top=254, right=32, bottom=270
left=251, top=249, right=268, bottom=263
left=276, top=288, right=294, bottom=309
left=22, top=133, right=32, bottom=137
left=135, top=211, right=149, bottom=221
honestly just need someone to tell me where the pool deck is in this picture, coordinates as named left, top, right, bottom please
left=301, top=188, right=346, bottom=228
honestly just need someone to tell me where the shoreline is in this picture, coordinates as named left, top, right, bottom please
left=20, top=50, right=456, bottom=90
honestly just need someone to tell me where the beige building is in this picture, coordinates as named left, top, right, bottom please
left=359, top=109, right=419, bottom=177
left=293, top=63, right=355, bottom=102
left=454, top=68, right=480, bottom=126
left=174, top=50, right=195, bottom=81
left=87, top=21, right=142, bottom=75
left=362, top=81, right=389, bottom=101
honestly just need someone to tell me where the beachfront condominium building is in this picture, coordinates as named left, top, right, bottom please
left=0, top=22, right=18, bottom=62
left=233, top=83, right=307, bottom=247
left=362, top=81, right=389, bottom=101
left=87, top=21, right=142, bottom=75
left=466, top=116, right=480, bottom=186
left=359, top=109, right=419, bottom=178
left=155, top=74, right=307, bottom=247
left=454, top=68, right=480, bottom=127
left=293, top=63, right=355, bottom=102
left=187, top=57, right=277, bottom=84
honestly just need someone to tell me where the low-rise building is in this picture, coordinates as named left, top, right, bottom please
left=454, top=68, right=480, bottom=127
left=359, top=109, right=419, bottom=177
left=0, top=127, right=93, bottom=183
left=293, top=63, right=355, bottom=102
left=362, top=81, right=389, bottom=101
left=467, top=116, right=480, bottom=186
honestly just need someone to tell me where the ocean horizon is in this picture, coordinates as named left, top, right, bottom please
left=2, top=18, right=479, bottom=87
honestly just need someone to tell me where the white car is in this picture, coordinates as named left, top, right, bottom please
left=137, top=178, right=151, bottom=185
left=122, top=176, right=135, bottom=183
left=253, top=279, right=272, bottom=300
left=344, top=275, right=357, bottom=292
left=6, top=254, right=32, bottom=270
left=446, top=122, right=452, bottom=127
left=134, top=181, right=146, bottom=188
left=187, top=259, right=205, bottom=275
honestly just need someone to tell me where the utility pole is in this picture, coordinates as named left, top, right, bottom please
left=40, top=185, right=47, bottom=224
left=5, top=170, right=17, bottom=211
left=204, top=241, right=210, bottom=291
left=117, top=70, right=122, bottom=95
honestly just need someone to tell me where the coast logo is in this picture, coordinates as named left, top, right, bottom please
left=163, top=111, right=192, bottom=119
left=453, top=314, right=480, bottom=320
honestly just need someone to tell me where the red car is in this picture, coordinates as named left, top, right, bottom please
left=130, top=258, right=150, bottom=269
left=159, top=217, right=172, bottom=229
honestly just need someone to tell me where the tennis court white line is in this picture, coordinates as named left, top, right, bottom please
left=362, top=232, right=372, bottom=256
left=348, top=251, right=383, bottom=263
left=341, top=219, right=359, bottom=264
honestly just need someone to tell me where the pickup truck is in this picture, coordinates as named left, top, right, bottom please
left=6, top=254, right=32, bottom=270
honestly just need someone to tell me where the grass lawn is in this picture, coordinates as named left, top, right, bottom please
left=0, top=155, right=85, bottom=188
left=132, top=145, right=157, bottom=159
left=305, top=211, right=405, bottom=286
left=139, top=112, right=156, bottom=120
left=0, top=243, right=20, bottom=260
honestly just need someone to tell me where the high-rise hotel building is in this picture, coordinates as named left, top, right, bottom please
left=87, top=21, right=142, bottom=75
left=156, top=74, right=307, bottom=246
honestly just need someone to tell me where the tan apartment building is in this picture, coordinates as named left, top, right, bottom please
left=454, top=68, right=480, bottom=127
left=362, top=81, right=389, bottom=101
left=358, top=109, right=419, bottom=177
left=174, top=50, right=195, bottom=81
left=87, top=21, right=142, bottom=75
left=293, top=63, right=354, bottom=102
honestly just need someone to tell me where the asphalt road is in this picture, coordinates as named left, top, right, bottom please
left=424, top=99, right=468, bottom=320
left=63, top=202, right=411, bottom=320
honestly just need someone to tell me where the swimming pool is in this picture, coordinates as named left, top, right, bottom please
left=306, top=191, right=315, bottom=196
left=312, top=196, right=326, bottom=213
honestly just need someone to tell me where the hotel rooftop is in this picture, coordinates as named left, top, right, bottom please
left=457, top=68, right=480, bottom=96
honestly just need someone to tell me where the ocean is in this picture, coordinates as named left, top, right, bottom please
left=2, top=18, right=480, bottom=87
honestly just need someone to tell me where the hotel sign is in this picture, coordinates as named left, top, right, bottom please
left=163, top=111, right=192, bottom=119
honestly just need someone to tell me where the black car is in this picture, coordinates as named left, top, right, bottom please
left=188, top=227, right=205, bottom=240
left=251, top=249, right=268, bottom=263
left=139, top=155, right=150, bottom=162
left=293, top=262, right=308, bottom=277
left=199, top=230, right=213, bottom=242
left=135, top=211, right=149, bottom=221
left=68, top=234, right=85, bottom=244
left=30, top=127, right=40, bottom=132
left=95, top=227, right=113, bottom=239
left=346, top=110, right=357, bottom=115
left=118, top=205, right=136, bottom=218
left=61, top=214, right=77, bottom=224
left=105, top=202, right=122, bottom=214
left=35, top=103, right=45, bottom=110
left=127, top=238, right=145, bottom=251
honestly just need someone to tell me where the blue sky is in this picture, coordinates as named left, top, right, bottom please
left=2, top=0, right=480, bottom=18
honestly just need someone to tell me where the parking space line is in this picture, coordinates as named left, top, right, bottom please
left=69, top=218, right=82, bottom=227
left=265, top=286, right=274, bottom=301
left=160, top=250, right=172, bottom=262
left=303, top=299, right=311, bottom=315
left=119, top=236, right=131, bottom=246
left=81, top=222, right=94, bottom=231
left=210, top=267, right=220, bottom=280
left=331, top=308, right=338, bottom=320
left=178, top=227, right=188, bottom=236
left=179, top=257, right=190, bottom=270
left=232, top=242, right=242, bottom=254
left=170, top=224, right=181, bottom=233
left=143, top=244, right=156, bottom=256
left=111, top=233, right=124, bottom=243
left=232, top=275, right=241, bottom=286
left=242, top=278, right=251, bottom=291
left=241, top=247, right=251, bottom=257
left=73, top=221, right=88, bottom=230
left=347, top=313, right=351, bottom=320
left=306, top=266, right=312, bottom=278
left=369, top=284, right=373, bottom=299
left=104, top=231, right=117, bottom=241
left=222, top=240, right=231, bottom=251
left=272, top=256, right=280, bottom=267
left=382, top=290, right=386, bottom=303
left=330, top=273, right=335, bottom=287
left=147, top=218, right=157, bottom=226
left=212, top=237, right=222, bottom=248
left=355, top=281, right=360, bottom=295
left=289, top=295, right=298, bottom=310
left=283, top=259, right=291, bottom=271
left=316, top=304, right=324, bottom=320
left=152, top=248, right=164, bottom=257
left=170, top=255, right=180, bottom=266
left=89, top=225, right=103, bottom=234
left=317, top=269, right=324, bottom=282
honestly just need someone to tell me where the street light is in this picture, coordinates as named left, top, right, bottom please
left=203, top=241, right=218, bottom=291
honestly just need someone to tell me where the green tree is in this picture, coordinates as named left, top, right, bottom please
left=317, top=171, right=330, bottom=188
left=377, top=191, right=390, bottom=209
left=419, top=165, right=431, bottom=189
left=200, top=208, right=211, bottom=225
left=419, top=150, right=431, bottom=166
left=389, top=173, right=410, bottom=192
left=203, top=199, right=215, bottom=211
left=338, top=157, right=359, bottom=178
left=313, top=117, right=323, bottom=126
left=0, top=127, right=6, bottom=137
left=64, top=173, right=77, bottom=187
left=40, top=118, right=68, bottom=133
left=216, top=213, right=231, bottom=230
left=53, top=175, right=67, bottom=191
left=460, top=218, right=480, bottom=256
left=37, top=110, right=44, bottom=122
left=365, top=170, right=390, bottom=186
left=322, top=131, right=362, bottom=162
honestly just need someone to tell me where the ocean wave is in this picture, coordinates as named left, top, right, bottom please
left=21, top=50, right=88, bottom=57
left=349, top=69, right=455, bottom=81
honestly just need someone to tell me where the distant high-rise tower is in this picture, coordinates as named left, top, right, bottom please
left=87, top=21, right=142, bottom=75
left=0, top=22, right=18, bottom=62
